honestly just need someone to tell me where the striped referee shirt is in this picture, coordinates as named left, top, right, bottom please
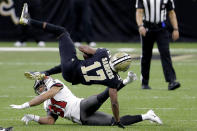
left=136, top=0, right=175, bottom=23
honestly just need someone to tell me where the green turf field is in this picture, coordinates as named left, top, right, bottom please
left=0, top=42, right=197, bottom=131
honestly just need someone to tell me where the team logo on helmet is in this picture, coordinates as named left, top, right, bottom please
left=110, top=52, right=132, bottom=72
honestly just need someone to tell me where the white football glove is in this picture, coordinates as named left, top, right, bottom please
left=21, top=114, right=40, bottom=125
left=10, top=102, right=30, bottom=109
left=123, top=71, right=137, bottom=85
left=128, top=71, right=137, bottom=81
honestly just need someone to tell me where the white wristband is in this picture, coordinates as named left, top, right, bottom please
left=22, top=102, right=30, bottom=109
left=123, top=76, right=131, bottom=85
left=33, top=115, right=40, bottom=122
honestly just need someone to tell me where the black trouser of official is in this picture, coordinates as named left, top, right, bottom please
left=141, top=28, right=176, bottom=85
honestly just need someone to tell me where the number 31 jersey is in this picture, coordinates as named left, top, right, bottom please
left=75, top=48, right=123, bottom=89
left=44, top=79, right=83, bottom=124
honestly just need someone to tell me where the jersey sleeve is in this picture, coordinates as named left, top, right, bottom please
left=166, top=0, right=175, bottom=11
left=108, top=75, right=123, bottom=89
left=52, top=83, right=63, bottom=88
left=45, top=78, right=63, bottom=90
left=95, top=48, right=106, bottom=55
left=136, top=0, right=144, bottom=9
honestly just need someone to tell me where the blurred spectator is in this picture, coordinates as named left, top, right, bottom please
left=14, top=0, right=45, bottom=47
left=69, top=0, right=96, bottom=47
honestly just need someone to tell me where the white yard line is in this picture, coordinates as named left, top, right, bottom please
left=0, top=62, right=58, bottom=65
left=0, top=47, right=58, bottom=52
left=0, top=47, right=197, bottom=53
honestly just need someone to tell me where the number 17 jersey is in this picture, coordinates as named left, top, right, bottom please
left=75, top=48, right=123, bottom=89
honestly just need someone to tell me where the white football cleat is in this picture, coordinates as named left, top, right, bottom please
left=146, top=110, right=163, bottom=124
left=19, top=3, right=29, bottom=25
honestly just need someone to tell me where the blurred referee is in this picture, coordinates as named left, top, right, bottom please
left=136, top=0, right=180, bottom=90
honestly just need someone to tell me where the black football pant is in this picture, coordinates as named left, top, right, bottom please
left=141, top=29, right=176, bottom=85
left=29, top=19, right=77, bottom=82
left=80, top=87, right=142, bottom=126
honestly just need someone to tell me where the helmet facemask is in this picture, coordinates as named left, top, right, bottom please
left=33, top=80, right=47, bottom=95
left=110, top=52, right=132, bottom=72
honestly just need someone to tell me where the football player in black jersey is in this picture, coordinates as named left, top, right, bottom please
left=19, top=3, right=134, bottom=128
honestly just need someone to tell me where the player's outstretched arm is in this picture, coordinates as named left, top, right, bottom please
left=78, top=45, right=97, bottom=55
left=10, top=86, right=61, bottom=109
left=21, top=114, right=56, bottom=125
left=109, top=88, right=125, bottom=128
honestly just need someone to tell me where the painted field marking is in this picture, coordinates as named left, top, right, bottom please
left=0, top=47, right=197, bottom=53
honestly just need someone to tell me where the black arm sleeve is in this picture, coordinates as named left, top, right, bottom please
left=44, top=64, right=62, bottom=76
left=117, top=82, right=125, bottom=91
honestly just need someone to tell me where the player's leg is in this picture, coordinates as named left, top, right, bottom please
left=119, top=110, right=162, bottom=125
left=80, top=87, right=123, bottom=118
left=29, top=19, right=66, bottom=37
left=81, top=111, right=142, bottom=126
left=21, top=3, right=77, bottom=82
left=58, top=32, right=78, bottom=82
left=24, top=28, right=77, bottom=82
left=81, top=90, right=143, bottom=125
left=81, top=111, right=113, bottom=125
left=119, top=115, right=142, bottom=125
left=82, top=110, right=162, bottom=126
left=20, top=3, right=66, bottom=37
left=80, top=88, right=162, bottom=125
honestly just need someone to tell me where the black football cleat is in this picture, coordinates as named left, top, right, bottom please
left=142, top=85, right=151, bottom=89
left=168, top=81, right=180, bottom=90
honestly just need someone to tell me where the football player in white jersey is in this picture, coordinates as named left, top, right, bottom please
left=10, top=75, right=162, bottom=127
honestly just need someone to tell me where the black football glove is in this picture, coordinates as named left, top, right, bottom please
left=113, top=121, right=125, bottom=129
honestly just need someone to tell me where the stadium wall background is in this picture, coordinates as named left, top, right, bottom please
left=0, top=0, right=196, bottom=42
